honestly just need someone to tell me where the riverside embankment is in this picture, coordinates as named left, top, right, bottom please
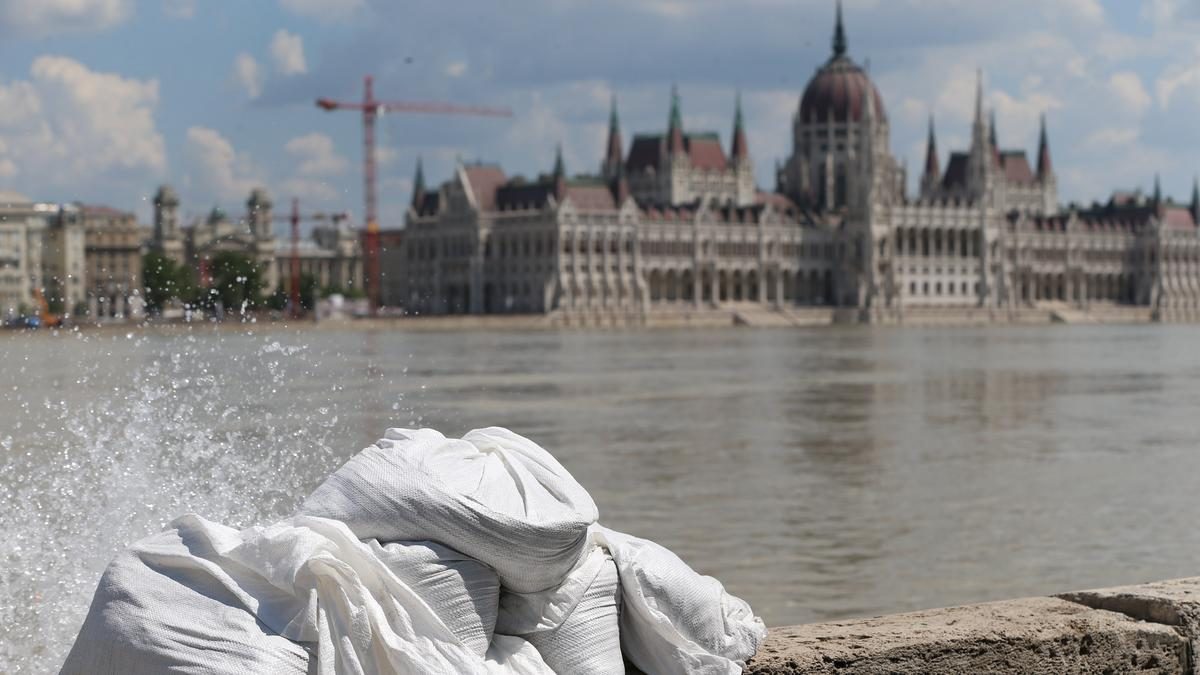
left=745, top=577, right=1200, bottom=674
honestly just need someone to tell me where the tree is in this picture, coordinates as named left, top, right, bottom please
left=208, top=251, right=264, bottom=313
left=142, top=252, right=194, bottom=315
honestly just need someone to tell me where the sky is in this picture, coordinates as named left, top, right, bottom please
left=1, top=0, right=1199, bottom=234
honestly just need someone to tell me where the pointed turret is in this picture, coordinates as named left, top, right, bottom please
left=667, top=85, right=685, bottom=156
left=1036, top=114, right=1053, bottom=181
left=552, top=143, right=566, bottom=200
left=1153, top=173, right=1162, bottom=207
left=832, top=0, right=847, bottom=59
left=971, top=69, right=986, bottom=153
left=411, top=156, right=426, bottom=210
left=730, top=91, right=749, bottom=164
left=603, top=94, right=623, bottom=179
left=921, top=115, right=940, bottom=195
left=1191, top=175, right=1199, bottom=224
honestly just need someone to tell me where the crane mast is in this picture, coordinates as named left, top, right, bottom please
left=316, top=75, right=511, bottom=315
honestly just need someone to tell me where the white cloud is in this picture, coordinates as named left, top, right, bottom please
left=1155, top=55, right=1200, bottom=110
left=445, top=61, right=468, bottom=78
left=232, top=53, right=263, bottom=99
left=284, top=133, right=347, bottom=175
left=270, top=29, right=307, bottom=76
left=1107, top=71, right=1150, bottom=117
left=0, top=0, right=132, bottom=37
left=0, top=56, right=164, bottom=192
left=183, top=126, right=262, bottom=204
left=278, top=0, right=363, bottom=22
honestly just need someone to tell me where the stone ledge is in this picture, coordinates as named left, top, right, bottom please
left=746, top=595, right=1187, bottom=674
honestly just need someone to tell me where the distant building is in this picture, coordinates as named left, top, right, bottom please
left=152, top=184, right=363, bottom=303
left=0, top=191, right=47, bottom=317
left=270, top=218, right=363, bottom=298
left=152, top=186, right=280, bottom=293
left=378, top=228, right=404, bottom=308
left=73, top=204, right=143, bottom=320
left=390, top=5, right=1200, bottom=322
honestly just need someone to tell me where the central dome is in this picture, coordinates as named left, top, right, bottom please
left=799, top=1, right=887, bottom=124
left=800, top=57, right=887, bottom=124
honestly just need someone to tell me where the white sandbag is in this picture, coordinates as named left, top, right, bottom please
left=368, top=539, right=499, bottom=657
left=61, top=525, right=311, bottom=675
left=65, top=513, right=555, bottom=675
left=298, top=427, right=598, bottom=593
left=498, top=546, right=624, bottom=675
left=591, top=526, right=768, bottom=675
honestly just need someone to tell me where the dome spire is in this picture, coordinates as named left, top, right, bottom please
left=832, top=0, right=848, bottom=58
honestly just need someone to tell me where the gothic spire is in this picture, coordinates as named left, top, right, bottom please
left=988, top=109, right=1000, bottom=166
left=1036, top=113, right=1053, bottom=180
left=411, top=156, right=425, bottom=209
left=923, top=114, right=940, bottom=180
left=604, top=94, right=623, bottom=175
left=1191, top=175, right=1199, bottom=223
left=553, top=143, right=565, bottom=180
left=1153, top=173, right=1162, bottom=206
left=730, top=91, right=749, bottom=163
left=832, top=0, right=847, bottom=59
left=667, top=84, right=685, bottom=155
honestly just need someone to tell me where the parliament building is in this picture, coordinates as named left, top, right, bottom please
left=391, top=5, right=1200, bottom=324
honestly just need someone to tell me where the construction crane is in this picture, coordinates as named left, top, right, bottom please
left=316, top=75, right=512, bottom=314
left=272, top=198, right=348, bottom=318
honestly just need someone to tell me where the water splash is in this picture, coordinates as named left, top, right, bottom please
left=0, top=326, right=405, bottom=673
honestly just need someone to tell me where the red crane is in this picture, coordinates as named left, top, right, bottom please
left=316, top=75, right=512, bottom=314
left=273, top=199, right=348, bottom=318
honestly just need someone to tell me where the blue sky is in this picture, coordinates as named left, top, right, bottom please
left=1, top=0, right=1199, bottom=233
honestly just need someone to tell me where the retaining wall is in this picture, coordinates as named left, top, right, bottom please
left=745, top=577, right=1200, bottom=674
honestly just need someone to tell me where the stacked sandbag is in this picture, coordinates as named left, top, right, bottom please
left=61, top=520, right=311, bottom=675
left=497, top=546, right=624, bottom=674
left=66, top=426, right=766, bottom=674
left=592, top=525, right=768, bottom=675
left=298, top=427, right=598, bottom=593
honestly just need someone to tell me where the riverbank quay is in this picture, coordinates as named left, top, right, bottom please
left=742, top=577, right=1200, bottom=674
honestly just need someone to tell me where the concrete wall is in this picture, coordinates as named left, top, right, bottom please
left=746, top=577, right=1200, bottom=674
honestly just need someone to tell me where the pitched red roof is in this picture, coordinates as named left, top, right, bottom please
left=1162, top=206, right=1196, bottom=230
left=625, top=132, right=729, bottom=173
left=686, top=135, right=728, bottom=170
left=564, top=184, right=616, bottom=210
left=460, top=165, right=507, bottom=211
left=1000, top=151, right=1034, bottom=184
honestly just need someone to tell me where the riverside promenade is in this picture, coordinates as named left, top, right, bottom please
left=743, top=577, right=1200, bottom=674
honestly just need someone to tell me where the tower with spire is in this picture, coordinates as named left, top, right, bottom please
left=729, top=92, right=756, bottom=205
left=411, top=156, right=426, bottom=211
left=920, top=116, right=941, bottom=198
left=602, top=95, right=623, bottom=182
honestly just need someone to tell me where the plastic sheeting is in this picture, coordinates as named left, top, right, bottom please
left=64, top=427, right=765, bottom=674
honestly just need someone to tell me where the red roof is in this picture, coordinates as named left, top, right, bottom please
left=625, top=133, right=729, bottom=173
left=799, top=56, right=887, bottom=123
left=1000, top=151, right=1034, bottom=184
left=460, top=165, right=507, bottom=211
left=1162, top=206, right=1196, bottom=230
left=564, top=184, right=616, bottom=210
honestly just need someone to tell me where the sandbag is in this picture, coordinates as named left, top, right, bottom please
left=61, top=524, right=311, bottom=675
left=497, top=546, right=624, bottom=674
left=369, top=539, right=499, bottom=657
left=64, top=513, right=554, bottom=675
left=591, top=525, right=768, bottom=675
left=298, top=427, right=598, bottom=593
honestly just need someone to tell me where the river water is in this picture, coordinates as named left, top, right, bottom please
left=3, top=322, right=1200, bottom=672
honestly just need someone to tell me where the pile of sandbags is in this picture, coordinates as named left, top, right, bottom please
left=63, top=427, right=766, bottom=674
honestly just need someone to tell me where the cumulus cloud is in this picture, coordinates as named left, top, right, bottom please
left=0, top=56, right=164, bottom=195
left=270, top=29, right=307, bottom=76
left=1107, top=71, right=1151, bottom=117
left=278, top=0, right=363, bottom=22
left=285, top=133, right=347, bottom=175
left=232, top=53, right=263, bottom=99
left=183, top=126, right=263, bottom=204
left=0, top=0, right=132, bottom=38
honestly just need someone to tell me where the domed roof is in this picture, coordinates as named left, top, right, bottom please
left=799, top=2, right=887, bottom=124
left=800, top=57, right=886, bottom=124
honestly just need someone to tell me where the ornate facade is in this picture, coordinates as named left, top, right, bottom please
left=392, top=5, right=1200, bottom=323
